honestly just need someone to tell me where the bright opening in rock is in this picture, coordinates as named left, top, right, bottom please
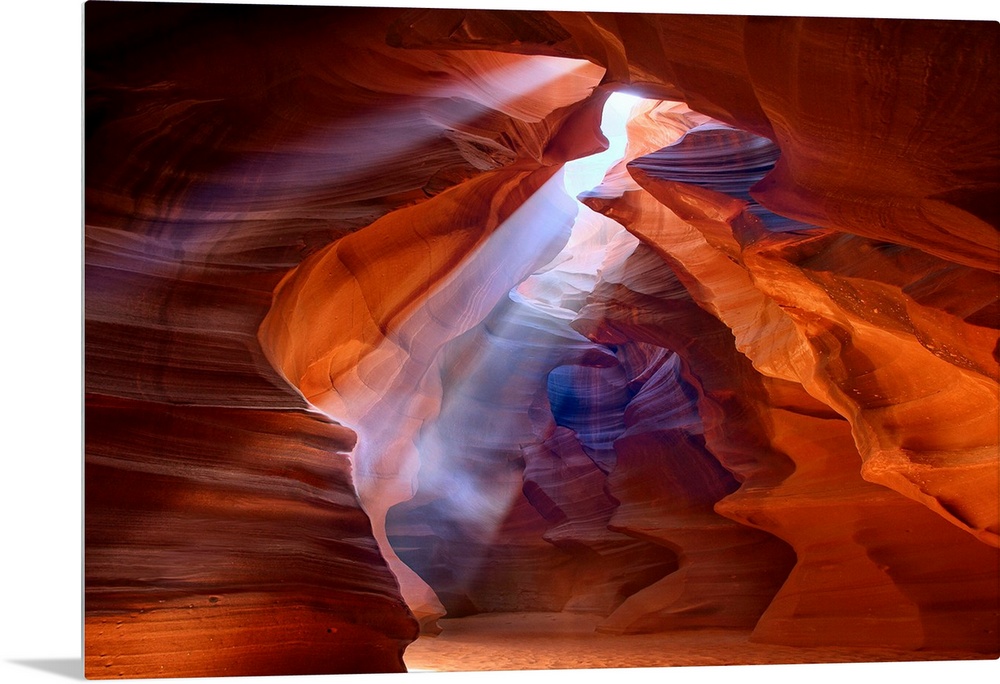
left=563, top=91, right=640, bottom=197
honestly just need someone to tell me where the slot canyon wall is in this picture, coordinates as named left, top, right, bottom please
left=84, top=2, right=999, bottom=678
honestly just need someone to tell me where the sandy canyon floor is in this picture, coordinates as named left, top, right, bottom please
left=403, top=612, right=989, bottom=672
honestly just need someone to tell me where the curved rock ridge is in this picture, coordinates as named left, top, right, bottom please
left=575, top=88, right=998, bottom=647
left=619, top=168, right=999, bottom=546
left=628, top=124, right=808, bottom=231
left=737, top=230, right=999, bottom=543
left=599, top=347, right=798, bottom=634
left=567, top=29, right=997, bottom=643
left=520, top=423, right=680, bottom=616
left=584, top=92, right=998, bottom=546
left=574, top=242, right=801, bottom=628
left=574, top=221, right=999, bottom=651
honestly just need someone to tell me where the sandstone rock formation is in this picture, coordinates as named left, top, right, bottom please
left=85, top=3, right=999, bottom=678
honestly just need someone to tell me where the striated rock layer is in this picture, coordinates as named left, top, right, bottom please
left=85, top=3, right=999, bottom=678
left=85, top=397, right=415, bottom=677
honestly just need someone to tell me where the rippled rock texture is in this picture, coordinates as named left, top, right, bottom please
left=85, top=3, right=999, bottom=678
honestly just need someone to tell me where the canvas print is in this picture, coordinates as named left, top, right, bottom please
left=84, top=0, right=999, bottom=679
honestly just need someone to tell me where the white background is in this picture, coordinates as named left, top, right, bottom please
left=2, top=1, right=997, bottom=682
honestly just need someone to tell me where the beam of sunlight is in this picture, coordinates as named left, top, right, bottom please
left=371, top=91, right=653, bottom=624
left=308, top=169, right=581, bottom=624
left=273, top=62, right=610, bottom=620
left=188, top=53, right=605, bottom=221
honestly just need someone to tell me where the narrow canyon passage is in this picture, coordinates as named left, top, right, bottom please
left=377, top=93, right=720, bottom=635
left=258, top=83, right=998, bottom=664
left=84, top=5, right=999, bottom=679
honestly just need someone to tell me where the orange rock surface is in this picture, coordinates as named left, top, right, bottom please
left=85, top=4, right=999, bottom=677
